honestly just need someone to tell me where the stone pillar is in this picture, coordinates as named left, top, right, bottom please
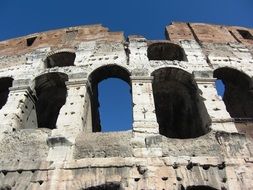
left=0, top=79, right=37, bottom=133
left=51, top=77, right=92, bottom=143
left=47, top=76, right=92, bottom=162
left=131, top=76, right=159, bottom=136
left=195, top=76, right=238, bottom=133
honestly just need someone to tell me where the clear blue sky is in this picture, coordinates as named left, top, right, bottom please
left=0, top=0, right=252, bottom=131
left=0, top=0, right=253, bottom=40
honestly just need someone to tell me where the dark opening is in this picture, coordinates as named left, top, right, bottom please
left=152, top=68, right=210, bottom=139
left=66, top=29, right=78, bottom=34
left=26, top=36, right=37, bottom=46
left=35, top=72, right=68, bottom=129
left=214, top=67, right=253, bottom=119
left=88, top=65, right=132, bottom=132
left=147, top=42, right=185, bottom=61
left=238, top=29, right=253, bottom=40
left=185, top=186, right=218, bottom=190
left=45, top=52, right=76, bottom=68
left=0, top=77, right=13, bottom=109
left=84, top=182, right=121, bottom=190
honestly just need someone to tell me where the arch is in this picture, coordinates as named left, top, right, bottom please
left=214, top=67, right=253, bottom=119
left=147, top=42, right=185, bottom=61
left=88, top=65, right=132, bottom=132
left=89, top=64, right=131, bottom=85
left=34, top=72, right=68, bottom=129
left=0, top=77, right=13, bottom=109
left=45, top=51, right=76, bottom=68
left=152, top=67, right=210, bottom=139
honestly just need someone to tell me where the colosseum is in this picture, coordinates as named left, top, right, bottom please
left=0, top=22, right=253, bottom=190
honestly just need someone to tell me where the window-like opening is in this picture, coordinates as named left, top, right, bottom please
left=35, top=72, right=68, bottom=129
left=214, top=67, right=253, bottom=119
left=26, top=36, right=37, bottom=46
left=66, top=29, right=78, bottom=34
left=84, top=182, right=121, bottom=190
left=98, top=78, right=132, bottom=132
left=185, top=186, right=218, bottom=190
left=238, top=29, right=253, bottom=40
left=45, top=52, right=76, bottom=68
left=152, top=68, right=210, bottom=139
left=0, top=77, right=13, bottom=109
left=147, top=42, right=185, bottom=61
left=88, top=65, right=132, bottom=132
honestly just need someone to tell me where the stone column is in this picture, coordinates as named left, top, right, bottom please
left=51, top=77, right=92, bottom=143
left=0, top=79, right=37, bottom=133
left=47, top=76, right=92, bottom=162
left=195, top=75, right=238, bottom=133
left=131, top=76, right=159, bottom=136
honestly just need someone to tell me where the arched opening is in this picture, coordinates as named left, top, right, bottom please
left=0, top=77, right=13, bottom=109
left=88, top=65, right=132, bottom=132
left=152, top=68, right=210, bottom=139
left=147, top=42, right=185, bottom=61
left=45, top=52, right=76, bottom=68
left=214, top=67, right=253, bottom=119
left=185, top=186, right=218, bottom=190
left=35, top=72, right=68, bottom=129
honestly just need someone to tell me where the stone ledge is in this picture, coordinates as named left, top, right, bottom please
left=59, top=156, right=253, bottom=170
left=0, top=160, right=54, bottom=171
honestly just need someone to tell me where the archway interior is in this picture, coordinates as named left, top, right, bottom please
left=147, top=42, right=185, bottom=61
left=88, top=65, right=132, bottom=132
left=35, top=73, right=68, bottom=129
left=98, top=78, right=132, bottom=132
left=0, top=77, right=13, bottom=109
left=214, top=67, right=253, bottom=119
left=152, top=68, right=210, bottom=138
left=45, top=52, right=76, bottom=68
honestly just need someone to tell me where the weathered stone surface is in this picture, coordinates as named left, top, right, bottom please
left=0, top=22, right=252, bottom=189
left=74, top=132, right=132, bottom=158
left=0, top=129, right=50, bottom=161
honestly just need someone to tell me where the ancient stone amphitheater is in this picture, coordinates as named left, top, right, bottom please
left=0, top=22, right=253, bottom=190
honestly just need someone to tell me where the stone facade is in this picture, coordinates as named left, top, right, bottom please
left=0, top=22, right=253, bottom=190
